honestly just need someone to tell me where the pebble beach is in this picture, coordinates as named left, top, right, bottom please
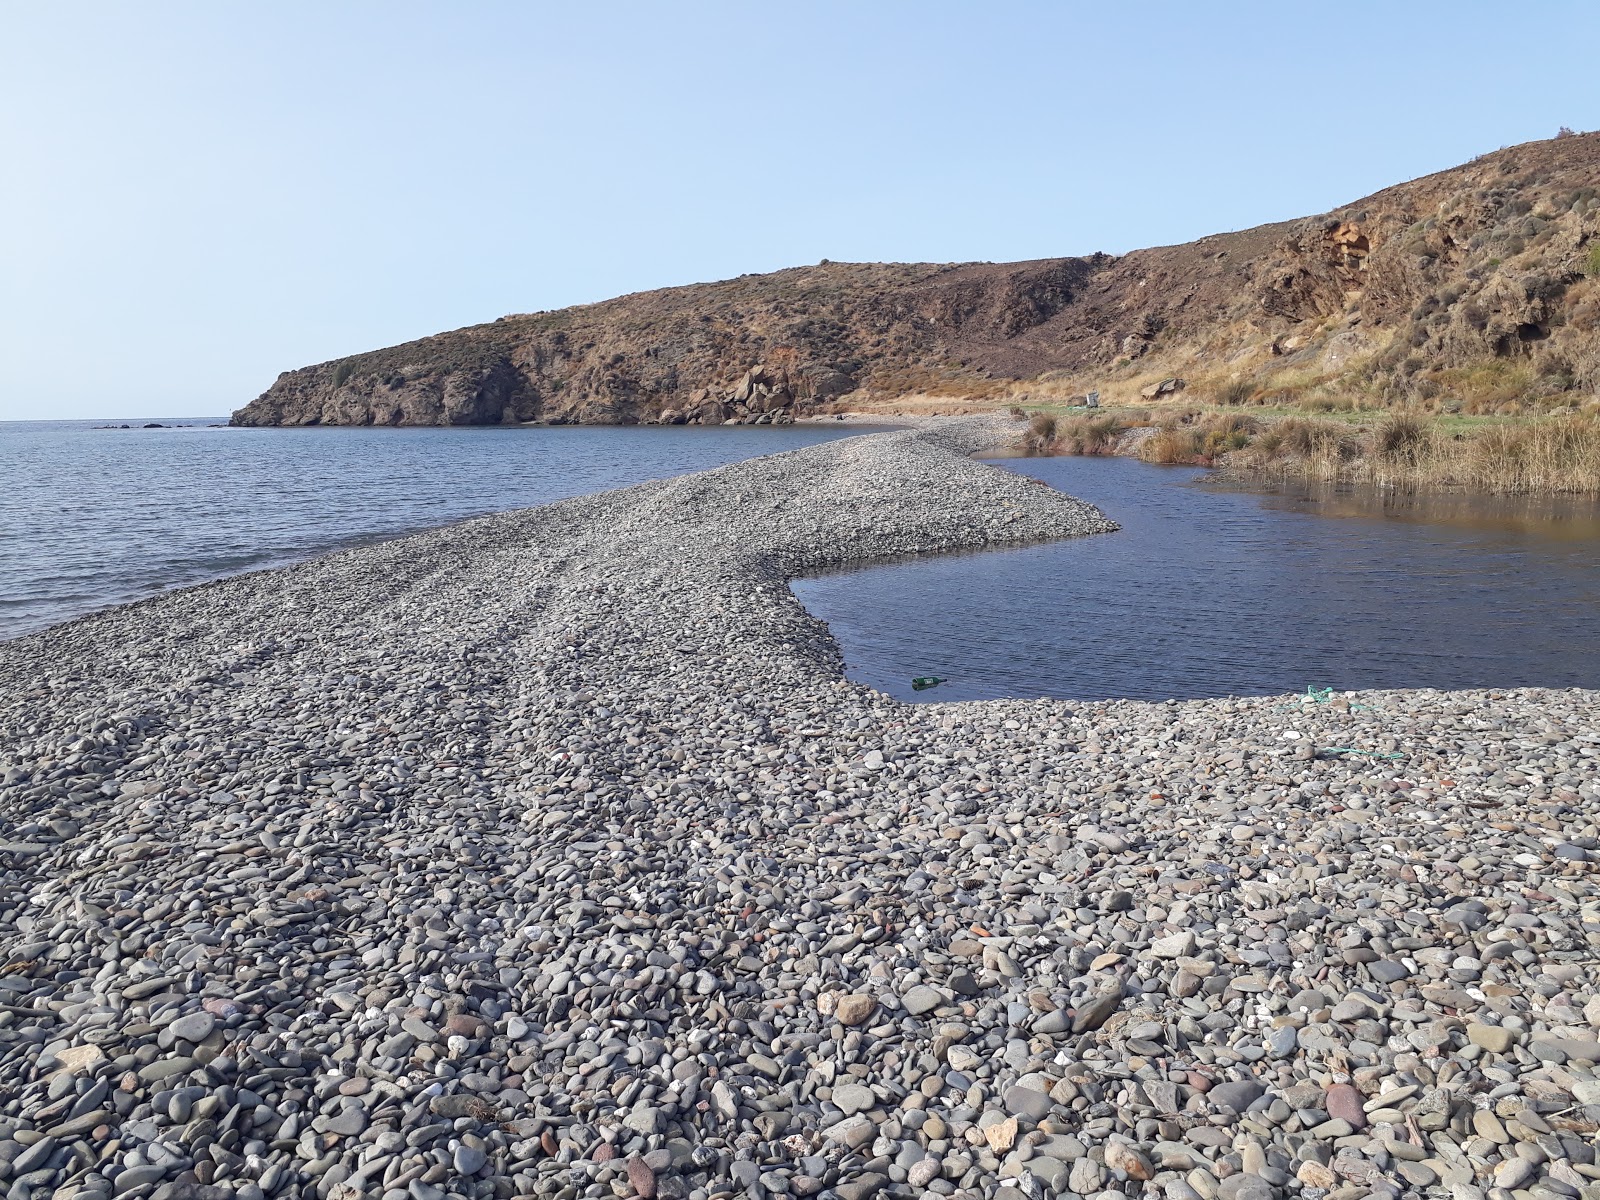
left=1, top=419, right=1597, bottom=1200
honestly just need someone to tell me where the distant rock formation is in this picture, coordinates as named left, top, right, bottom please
left=232, top=133, right=1600, bottom=426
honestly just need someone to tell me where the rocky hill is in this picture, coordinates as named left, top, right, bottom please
left=231, top=133, right=1600, bottom=427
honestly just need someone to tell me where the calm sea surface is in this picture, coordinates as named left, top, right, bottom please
left=792, top=455, right=1600, bottom=702
left=0, top=418, right=888, bottom=640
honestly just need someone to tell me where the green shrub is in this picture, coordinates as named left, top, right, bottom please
left=1586, top=243, right=1600, bottom=279
left=331, top=360, right=356, bottom=388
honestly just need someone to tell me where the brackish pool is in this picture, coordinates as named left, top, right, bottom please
left=791, top=456, right=1600, bottom=702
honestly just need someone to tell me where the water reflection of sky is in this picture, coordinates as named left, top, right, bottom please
left=1208, top=475, right=1600, bottom=540
left=793, top=456, right=1600, bottom=702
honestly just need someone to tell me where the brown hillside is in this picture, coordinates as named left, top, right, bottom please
left=231, top=133, right=1600, bottom=427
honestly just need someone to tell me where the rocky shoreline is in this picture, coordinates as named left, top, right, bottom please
left=2, top=420, right=1598, bottom=1200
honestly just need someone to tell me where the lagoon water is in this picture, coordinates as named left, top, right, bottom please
left=0, top=418, right=887, bottom=640
left=792, top=455, right=1600, bottom=702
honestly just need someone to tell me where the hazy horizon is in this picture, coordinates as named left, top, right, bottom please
left=4, top=0, right=1599, bottom=420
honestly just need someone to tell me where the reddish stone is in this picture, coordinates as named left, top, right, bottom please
left=1186, top=1072, right=1212, bottom=1092
left=1324, top=1083, right=1368, bottom=1129
left=628, top=1157, right=657, bottom=1199
left=444, top=1013, right=486, bottom=1038
left=593, top=1143, right=617, bottom=1162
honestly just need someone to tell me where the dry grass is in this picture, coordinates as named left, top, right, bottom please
left=1419, top=362, right=1538, bottom=414
left=1017, top=395, right=1600, bottom=493
left=1138, top=412, right=1260, bottom=464
left=1375, top=412, right=1433, bottom=464
left=1231, top=419, right=1361, bottom=483
left=1139, top=427, right=1198, bottom=464
left=1053, top=413, right=1126, bottom=455
left=1232, top=412, right=1600, bottom=494
left=1021, top=412, right=1057, bottom=453
left=1214, top=377, right=1257, bottom=406
left=1449, top=415, right=1600, bottom=492
left=864, top=368, right=1009, bottom=401
left=931, top=325, right=1600, bottom=492
left=835, top=391, right=1003, bottom=417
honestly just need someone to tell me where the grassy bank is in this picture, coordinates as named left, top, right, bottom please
left=1018, top=407, right=1600, bottom=495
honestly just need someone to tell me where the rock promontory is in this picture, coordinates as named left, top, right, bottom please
left=232, top=132, right=1600, bottom=427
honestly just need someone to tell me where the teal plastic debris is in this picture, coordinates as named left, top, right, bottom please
left=1273, top=685, right=1380, bottom=713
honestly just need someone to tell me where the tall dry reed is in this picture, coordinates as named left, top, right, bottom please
left=1053, top=414, right=1126, bottom=455
left=1234, top=413, right=1600, bottom=494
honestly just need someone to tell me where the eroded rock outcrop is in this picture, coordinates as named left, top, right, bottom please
left=232, top=132, right=1600, bottom=426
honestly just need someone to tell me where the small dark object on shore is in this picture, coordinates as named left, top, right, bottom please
left=142, top=422, right=165, bottom=428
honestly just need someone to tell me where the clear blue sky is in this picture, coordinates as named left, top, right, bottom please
left=3, top=1, right=1596, bottom=420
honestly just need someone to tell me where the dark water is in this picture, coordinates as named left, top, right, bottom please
left=792, top=455, right=1600, bottom=702
left=0, top=418, right=888, bottom=640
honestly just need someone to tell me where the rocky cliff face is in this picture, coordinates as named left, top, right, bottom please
left=232, top=133, right=1600, bottom=427
left=231, top=258, right=1098, bottom=427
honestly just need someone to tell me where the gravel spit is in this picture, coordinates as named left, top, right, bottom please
left=2, top=419, right=1597, bottom=1200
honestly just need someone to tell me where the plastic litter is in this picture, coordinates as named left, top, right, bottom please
left=1273, top=685, right=1381, bottom=713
